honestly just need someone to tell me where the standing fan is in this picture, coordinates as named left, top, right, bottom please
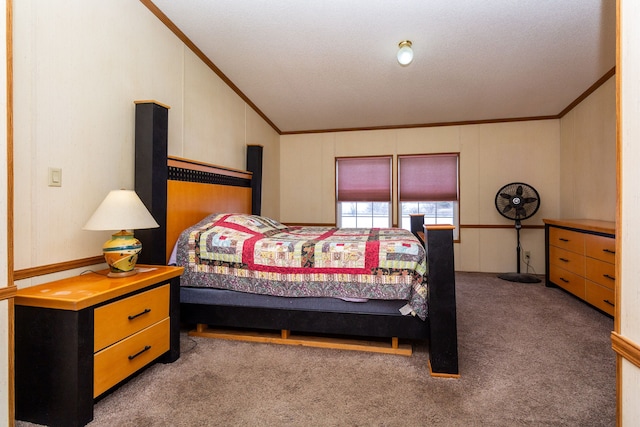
left=495, top=182, right=541, bottom=283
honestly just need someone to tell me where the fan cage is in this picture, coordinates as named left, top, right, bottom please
left=495, top=182, right=540, bottom=221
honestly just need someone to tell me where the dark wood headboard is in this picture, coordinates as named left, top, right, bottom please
left=134, top=101, right=252, bottom=264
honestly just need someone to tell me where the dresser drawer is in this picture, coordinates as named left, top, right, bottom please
left=549, top=265, right=585, bottom=298
left=549, top=245, right=585, bottom=276
left=585, top=234, right=616, bottom=264
left=585, top=281, right=615, bottom=316
left=94, top=317, right=170, bottom=397
left=585, top=257, right=616, bottom=290
left=549, top=227, right=585, bottom=255
left=94, top=284, right=169, bottom=352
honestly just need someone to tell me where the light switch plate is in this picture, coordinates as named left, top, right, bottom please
left=48, top=167, right=62, bottom=187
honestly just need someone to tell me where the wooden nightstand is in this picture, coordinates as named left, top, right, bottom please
left=14, top=265, right=183, bottom=427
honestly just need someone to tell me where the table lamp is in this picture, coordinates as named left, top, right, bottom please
left=83, top=189, right=159, bottom=277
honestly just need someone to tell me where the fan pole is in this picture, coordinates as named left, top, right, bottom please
left=515, top=221, right=522, bottom=273
left=498, top=219, right=541, bottom=283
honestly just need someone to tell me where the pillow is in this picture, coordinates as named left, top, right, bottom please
left=223, top=214, right=288, bottom=234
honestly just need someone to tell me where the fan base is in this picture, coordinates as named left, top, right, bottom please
left=497, top=272, right=542, bottom=283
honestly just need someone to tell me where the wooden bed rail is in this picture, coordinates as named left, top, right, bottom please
left=190, top=324, right=413, bottom=356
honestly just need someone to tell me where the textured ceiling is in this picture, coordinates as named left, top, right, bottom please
left=149, top=0, right=616, bottom=134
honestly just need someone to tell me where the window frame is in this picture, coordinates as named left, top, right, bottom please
left=397, top=153, right=460, bottom=239
left=335, top=155, right=392, bottom=228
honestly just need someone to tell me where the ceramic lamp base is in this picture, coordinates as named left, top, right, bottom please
left=103, top=230, right=142, bottom=278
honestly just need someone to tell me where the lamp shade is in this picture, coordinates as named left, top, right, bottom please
left=83, top=190, right=159, bottom=231
left=84, top=190, right=159, bottom=277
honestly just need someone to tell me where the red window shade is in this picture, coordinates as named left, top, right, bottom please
left=399, top=154, right=459, bottom=201
left=336, top=156, right=391, bottom=202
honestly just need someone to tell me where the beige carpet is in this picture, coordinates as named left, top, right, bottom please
left=18, top=272, right=616, bottom=426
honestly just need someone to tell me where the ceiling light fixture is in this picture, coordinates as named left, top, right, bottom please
left=397, top=40, right=413, bottom=66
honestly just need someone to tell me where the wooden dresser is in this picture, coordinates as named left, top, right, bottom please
left=14, top=265, right=183, bottom=427
left=544, top=219, right=616, bottom=316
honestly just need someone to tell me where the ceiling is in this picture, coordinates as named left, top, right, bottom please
left=149, top=0, right=616, bottom=134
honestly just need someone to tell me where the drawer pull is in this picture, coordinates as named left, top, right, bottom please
left=128, top=345, right=152, bottom=360
left=559, top=258, right=569, bottom=263
left=128, top=308, right=151, bottom=320
left=603, top=274, right=616, bottom=281
left=560, top=277, right=569, bottom=283
left=559, top=238, right=570, bottom=242
left=603, top=249, right=616, bottom=255
left=604, top=299, right=615, bottom=307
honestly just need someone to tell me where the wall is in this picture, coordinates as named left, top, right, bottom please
left=0, top=299, right=7, bottom=426
left=12, top=0, right=279, bottom=287
left=1, top=0, right=10, bottom=423
left=619, top=0, right=640, bottom=422
left=280, top=120, right=560, bottom=274
left=559, top=77, right=616, bottom=220
left=279, top=77, right=616, bottom=275
left=9, top=1, right=615, bottom=280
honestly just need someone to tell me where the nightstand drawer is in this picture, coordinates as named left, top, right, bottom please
left=549, top=265, right=585, bottom=298
left=585, top=281, right=615, bottom=316
left=585, top=234, right=616, bottom=264
left=94, top=317, right=170, bottom=397
left=94, top=284, right=169, bottom=352
left=549, top=227, right=585, bottom=255
left=585, top=257, right=616, bottom=290
left=549, top=245, right=585, bottom=276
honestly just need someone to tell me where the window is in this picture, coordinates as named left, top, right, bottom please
left=339, top=201, right=390, bottom=228
left=336, top=156, right=392, bottom=228
left=398, top=154, right=459, bottom=239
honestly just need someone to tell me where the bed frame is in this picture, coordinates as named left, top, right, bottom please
left=134, top=101, right=459, bottom=377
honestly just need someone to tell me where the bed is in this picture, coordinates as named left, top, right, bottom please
left=133, top=101, right=458, bottom=377
left=175, top=212, right=429, bottom=318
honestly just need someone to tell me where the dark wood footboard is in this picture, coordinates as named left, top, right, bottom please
left=411, top=215, right=459, bottom=376
left=423, top=225, right=459, bottom=377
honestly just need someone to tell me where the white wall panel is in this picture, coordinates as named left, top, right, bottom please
left=13, top=0, right=278, bottom=274
left=1, top=0, right=10, bottom=422
left=620, top=0, right=640, bottom=423
left=246, top=107, right=281, bottom=220
left=560, top=77, right=616, bottom=221
left=458, top=125, right=481, bottom=225
left=14, top=0, right=183, bottom=268
left=622, top=360, right=640, bottom=423
left=0, top=301, right=7, bottom=425
left=183, top=49, right=246, bottom=169
left=280, top=133, right=333, bottom=223
left=474, top=120, right=561, bottom=225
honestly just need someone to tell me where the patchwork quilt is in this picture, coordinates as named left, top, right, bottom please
left=176, top=213, right=428, bottom=319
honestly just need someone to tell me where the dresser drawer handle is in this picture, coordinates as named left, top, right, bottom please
left=559, top=277, right=569, bottom=283
left=603, top=249, right=615, bottom=255
left=128, top=345, right=152, bottom=360
left=603, top=274, right=616, bottom=281
left=128, top=308, right=151, bottom=320
left=559, top=238, right=570, bottom=242
left=559, top=258, right=569, bottom=263
left=604, top=299, right=615, bottom=307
